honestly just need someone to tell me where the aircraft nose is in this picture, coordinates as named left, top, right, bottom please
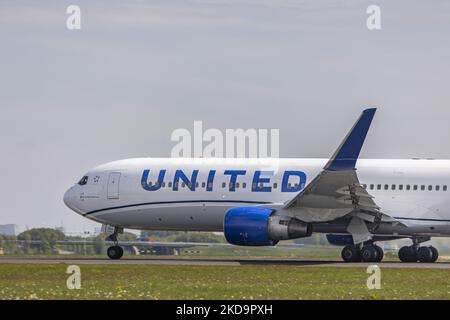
left=64, top=186, right=87, bottom=215
left=63, top=187, right=78, bottom=212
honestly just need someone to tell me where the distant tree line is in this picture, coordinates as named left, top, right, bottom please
left=140, top=230, right=225, bottom=243
left=0, top=228, right=225, bottom=255
left=0, top=228, right=137, bottom=255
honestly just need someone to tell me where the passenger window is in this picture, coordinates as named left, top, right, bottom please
left=182, top=182, right=186, bottom=188
left=436, top=185, right=440, bottom=191
left=377, top=184, right=381, bottom=190
left=78, top=176, right=89, bottom=185
left=148, top=181, right=153, bottom=187
left=155, top=182, right=159, bottom=187
left=384, top=184, right=388, bottom=190
left=195, top=182, right=199, bottom=188
left=421, top=185, right=425, bottom=191
left=162, top=182, right=166, bottom=188
left=222, top=182, right=226, bottom=188
left=273, top=183, right=278, bottom=189
left=242, top=182, right=247, bottom=189
left=288, top=183, right=292, bottom=188
left=370, top=184, right=374, bottom=190
left=428, top=185, right=432, bottom=191
left=413, top=185, right=418, bottom=191
left=444, top=185, right=448, bottom=191
left=392, top=184, right=396, bottom=190
left=362, top=184, right=367, bottom=189
left=202, top=182, right=206, bottom=188
left=168, top=182, right=173, bottom=188
left=406, top=185, right=411, bottom=191
left=399, top=185, right=403, bottom=190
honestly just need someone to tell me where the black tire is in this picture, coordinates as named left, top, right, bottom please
left=341, top=245, right=361, bottom=262
left=361, top=245, right=378, bottom=262
left=373, top=245, right=384, bottom=262
left=417, top=246, right=434, bottom=263
left=398, top=246, right=417, bottom=263
left=107, top=245, right=124, bottom=260
left=117, top=246, right=124, bottom=259
left=429, top=246, right=439, bottom=263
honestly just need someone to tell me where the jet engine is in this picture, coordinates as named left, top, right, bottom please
left=224, top=207, right=312, bottom=246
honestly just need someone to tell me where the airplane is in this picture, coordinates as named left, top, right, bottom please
left=63, top=108, right=450, bottom=263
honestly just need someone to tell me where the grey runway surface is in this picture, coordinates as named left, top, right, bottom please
left=1, top=258, right=450, bottom=269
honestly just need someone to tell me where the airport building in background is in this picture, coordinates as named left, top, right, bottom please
left=0, top=224, right=18, bottom=236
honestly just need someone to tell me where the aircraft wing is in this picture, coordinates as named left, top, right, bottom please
left=282, top=108, right=404, bottom=240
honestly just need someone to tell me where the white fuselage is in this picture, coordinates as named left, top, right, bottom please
left=63, top=158, right=450, bottom=237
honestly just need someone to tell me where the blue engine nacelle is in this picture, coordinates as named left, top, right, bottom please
left=326, top=234, right=354, bottom=246
left=224, top=207, right=312, bottom=246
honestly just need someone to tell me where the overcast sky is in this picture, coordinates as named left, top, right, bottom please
left=1, top=0, right=450, bottom=233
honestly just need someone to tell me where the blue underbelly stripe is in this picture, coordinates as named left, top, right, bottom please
left=393, top=217, right=450, bottom=222
left=85, top=205, right=450, bottom=223
left=84, top=200, right=271, bottom=216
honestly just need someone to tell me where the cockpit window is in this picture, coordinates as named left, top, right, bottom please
left=78, top=176, right=89, bottom=185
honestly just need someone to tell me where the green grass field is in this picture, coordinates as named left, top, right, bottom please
left=1, top=263, right=450, bottom=300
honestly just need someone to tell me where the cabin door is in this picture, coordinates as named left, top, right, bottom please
left=107, top=172, right=121, bottom=199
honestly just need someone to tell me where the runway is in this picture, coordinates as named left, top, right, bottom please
left=1, top=258, right=450, bottom=269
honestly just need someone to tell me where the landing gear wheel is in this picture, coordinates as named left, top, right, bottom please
left=398, top=246, right=417, bottom=262
left=429, top=246, right=439, bottom=263
left=373, top=245, right=384, bottom=262
left=417, top=246, right=434, bottom=263
left=107, top=245, right=124, bottom=260
left=361, top=245, right=378, bottom=262
left=341, top=245, right=361, bottom=262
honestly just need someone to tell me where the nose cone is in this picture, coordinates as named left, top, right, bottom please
left=64, top=187, right=82, bottom=214
left=63, top=187, right=74, bottom=208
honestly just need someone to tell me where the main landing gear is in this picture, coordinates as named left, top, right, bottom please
left=341, top=243, right=384, bottom=262
left=341, top=238, right=439, bottom=263
left=106, top=226, right=124, bottom=260
left=398, top=238, right=438, bottom=263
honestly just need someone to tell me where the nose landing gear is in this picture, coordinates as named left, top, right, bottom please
left=106, top=226, right=124, bottom=260
left=107, top=245, right=124, bottom=260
